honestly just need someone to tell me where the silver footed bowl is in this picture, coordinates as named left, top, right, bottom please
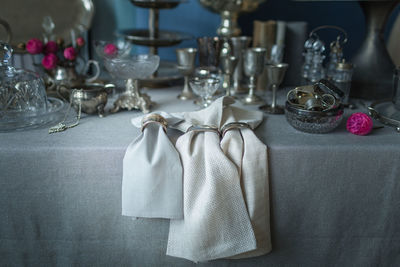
left=285, top=101, right=344, bottom=134
left=199, top=0, right=266, bottom=36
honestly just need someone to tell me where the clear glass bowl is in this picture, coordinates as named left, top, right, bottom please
left=103, top=54, right=160, bottom=80
left=189, top=76, right=220, bottom=107
left=285, top=101, right=344, bottom=134
left=93, top=39, right=132, bottom=59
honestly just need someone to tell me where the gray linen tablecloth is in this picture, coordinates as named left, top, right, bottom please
left=1, top=87, right=399, bottom=266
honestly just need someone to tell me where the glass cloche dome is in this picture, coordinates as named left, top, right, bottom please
left=0, top=42, right=65, bottom=131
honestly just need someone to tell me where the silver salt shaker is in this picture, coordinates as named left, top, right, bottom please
left=333, top=59, right=353, bottom=104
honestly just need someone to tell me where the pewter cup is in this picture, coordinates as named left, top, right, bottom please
left=242, top=47, right=266, bottom=105
left=231, top=36, right=252, bottom=94
left=220, top=56, right=238, bottom=96
left=176, top=48, right=197, bottom=100
left=260, top=63, right=289, bottom=114
left=197, top=36, right=223, bottom=68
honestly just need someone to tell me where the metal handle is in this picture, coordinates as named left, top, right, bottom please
left=309, top=25, right=348, bottom=46
left=84, top=60, right=100, bottom=83
left=0, top=18, right=12, bottom=44
left=221, top=122, right=251, bottom=137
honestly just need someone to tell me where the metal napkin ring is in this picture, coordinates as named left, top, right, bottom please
left=186, top=125, right=220, bottom=135
left=141, top=113, right=168, bottom=132
left=221, top=122, right=251, bottom=137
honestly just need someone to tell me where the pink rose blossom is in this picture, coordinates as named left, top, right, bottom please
left=42, top=53, right=58, bottom=70
left=346, top=112, right=373, bottom=136
left=76, top=37, right=85, bottom=47
left=104, top=44, right=117, bottom=56
left=26, top=38, right=43, bottom=54
left=64, top=47, right=77, bottom=61
left=44, top=41, right=58, bottom=54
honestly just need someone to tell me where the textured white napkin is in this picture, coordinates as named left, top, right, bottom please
left=222, top=128, right=271, bottom=259
left=122, top=112, right=184, bottom=219
left=166, top=97, right=271, bottom=262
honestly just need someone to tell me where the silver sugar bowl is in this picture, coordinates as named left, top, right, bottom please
left=69, top=83, right=115, bottom=117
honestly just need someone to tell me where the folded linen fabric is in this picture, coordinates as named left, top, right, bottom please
left=122, top=112, right=184, bottom=219
left=221, top=126, right=271, bottom=259
left=167, top=97, right=271, bottom=262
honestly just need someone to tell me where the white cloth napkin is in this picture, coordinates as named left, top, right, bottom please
left=122, top=112, right=184, bottom=219
left=166, top=97, right=271, bottom=262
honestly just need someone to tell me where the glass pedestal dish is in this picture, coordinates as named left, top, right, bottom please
left=103, top=54, right=160, bottom=114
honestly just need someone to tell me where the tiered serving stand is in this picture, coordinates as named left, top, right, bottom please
left=120, top=0, right=192, bottom=87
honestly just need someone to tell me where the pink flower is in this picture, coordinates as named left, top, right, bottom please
left=76, top=37, right=85, bottom=47
left=346, top=112, right=373, bottom=136
left=64, top=47, right=77, bottom=61
left=104, top=44, right=117, bottom=56
left=44, top=41, right=58, bottom=54
left=26, top=38, right=43, bottom=54
left=42, top=53, right=58, bottom=70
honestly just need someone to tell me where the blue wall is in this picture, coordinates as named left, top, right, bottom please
left=91, top=0, right=400, bottom=62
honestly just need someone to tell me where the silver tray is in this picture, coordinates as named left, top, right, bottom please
left=0, top=97, right=67, bottom=132
left=368, top=99, right=400, bottom=132
left=0, top=0, right=94, bottom=49
left=121, top=29, right=192, bottom=47
left=130, top=0, right=186, bottom=9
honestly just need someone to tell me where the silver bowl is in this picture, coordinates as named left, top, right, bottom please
left=285, top=101, right=344, bottom=134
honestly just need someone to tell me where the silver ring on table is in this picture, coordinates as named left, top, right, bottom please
left=141, top=113, right=168, bottom=132
left=186, top=125, right=220, bottom=135
left=221, top=122, right=251, bottom=137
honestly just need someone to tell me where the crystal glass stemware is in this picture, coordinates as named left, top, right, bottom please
left=189, top=76, right=220, bottom=108
left=103, top=54, right=160, bottom=113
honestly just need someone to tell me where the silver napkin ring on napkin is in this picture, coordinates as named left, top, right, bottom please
left=221, top=122, right=251, bottom=137
left=141, top=113, right=168, bottom=132
left=187, top=125, right=220, bottom=135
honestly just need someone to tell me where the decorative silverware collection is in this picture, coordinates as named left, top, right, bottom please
left=2, top=0, right=400, bottom=133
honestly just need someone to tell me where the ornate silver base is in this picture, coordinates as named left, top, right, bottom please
left=111, top=78, right=154, bottom=114
left=259, top=104, right=285, bottom=114
left=242, top=94, right=263, bottom=105
left=178, top=90, right=194, bottom=100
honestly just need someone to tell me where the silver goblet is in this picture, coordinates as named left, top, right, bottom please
left=242, top=47, right=266, bottom=105
left=220, top=55, right=238, bottom=96
left=176, top=48, right=197, bottom=100
left=231, top=36, right=252, bottom=95
left=197, top=36, right=223, bottom=68
left=260, top=63, right=289, bottom=114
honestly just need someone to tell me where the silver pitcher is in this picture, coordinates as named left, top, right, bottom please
left=46, top=60, right=100, bottom=98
